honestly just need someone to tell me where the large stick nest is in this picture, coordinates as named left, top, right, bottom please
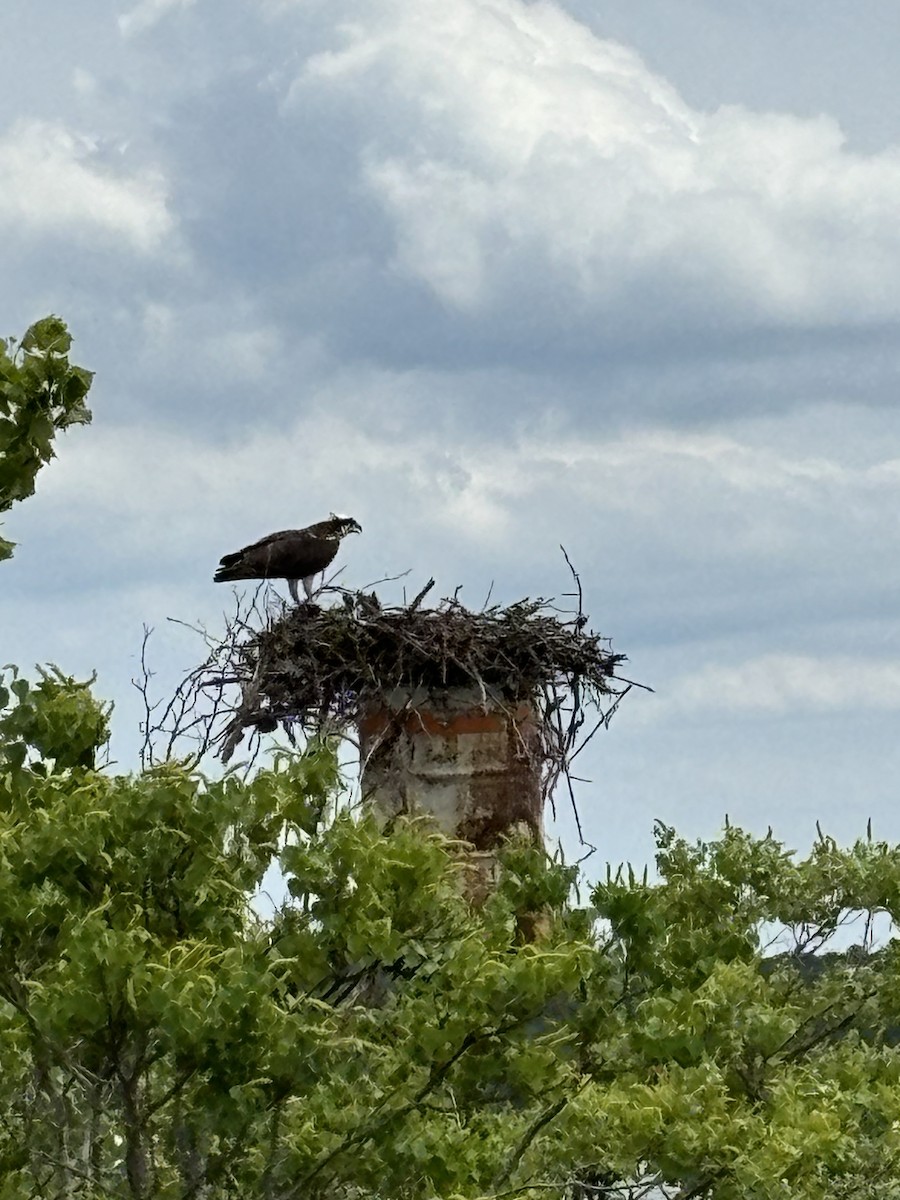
left=250, top=589, right=622, bottom=716
left=139, top=570, right=643, bottom=839
left=212, top=578, right=635, bottom=780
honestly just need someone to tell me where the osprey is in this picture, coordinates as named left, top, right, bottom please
left=214, top=513, right=362, bottom=603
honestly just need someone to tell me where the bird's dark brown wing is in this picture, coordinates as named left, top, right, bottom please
left=215, top=528, right=339, bottom=582
left=236, top=528, right=306, bottom=554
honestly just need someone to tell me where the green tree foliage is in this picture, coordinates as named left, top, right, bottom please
left=0, top=316, right=93, bottom=561
left=1, top=668, right=900, bottom=1198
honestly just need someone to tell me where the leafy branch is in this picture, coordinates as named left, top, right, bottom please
left=0, top=315, right=93, bottom=561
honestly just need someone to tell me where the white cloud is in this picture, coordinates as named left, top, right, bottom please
left=0, top=119, right=173, bottom=251
left=291, top=0, right=900, bottom=332
left=118, top=0, right=196, bottom=39
left=138, top=301, right=284, bottom=383
left=660, top=654, right=900, bottom=717
left=27, top=388, right=900, bottom=594
left=29, top=410, right=514, bottom=571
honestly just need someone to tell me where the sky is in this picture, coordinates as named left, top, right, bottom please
left=4, top=0, right=900, bottom=875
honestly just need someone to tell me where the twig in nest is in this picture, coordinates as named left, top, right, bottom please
left=361, top=568, right=413, bottom=591
left=409, top=577, right=435, bottom=611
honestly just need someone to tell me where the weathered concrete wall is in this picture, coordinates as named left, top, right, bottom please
left=356, top=686, right=543, bottom=851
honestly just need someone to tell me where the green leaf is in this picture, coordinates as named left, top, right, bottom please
left=20, top=315, right=71, bottom=355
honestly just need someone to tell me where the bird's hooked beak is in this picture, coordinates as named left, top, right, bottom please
left=330, top=512, right=362, bottom=536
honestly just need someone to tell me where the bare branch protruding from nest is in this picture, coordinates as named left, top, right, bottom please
left=134, top=584, right=285, bottom=771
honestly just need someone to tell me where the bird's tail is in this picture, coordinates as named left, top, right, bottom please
left=214, top=555, right=254, bottom=583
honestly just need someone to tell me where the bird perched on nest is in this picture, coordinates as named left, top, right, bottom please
left=214, top=513, right=362, bottom=604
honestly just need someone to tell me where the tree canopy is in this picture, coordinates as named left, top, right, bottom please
left=0, top=315, right=93, bottom=561
left=2, top=665, right=900, bottom=1199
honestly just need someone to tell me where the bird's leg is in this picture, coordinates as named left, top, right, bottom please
left=288, top=578, right=301, bottom=605
left=302, top=575, right=315, bottom=601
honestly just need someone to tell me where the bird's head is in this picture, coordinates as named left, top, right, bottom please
left=329, top=513, right=362, bottom=538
